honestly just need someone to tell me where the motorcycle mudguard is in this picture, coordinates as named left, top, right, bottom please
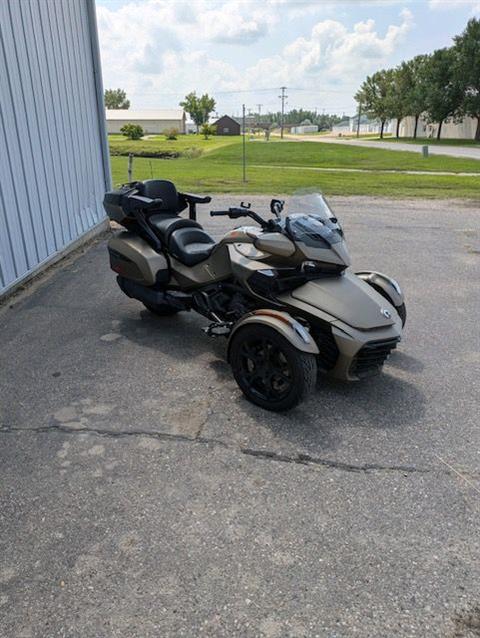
left=227, top=310, right=319, bottom=361
left=355, top=271, right=404, bottom=308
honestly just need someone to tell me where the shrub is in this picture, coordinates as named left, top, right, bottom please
left=200, top=123, right=217, bottom=139
left=164, top=127, right=179, bottom=140
left=120, top=123, right=144, bottom=140
left=182, top=147, right=203, bottom=159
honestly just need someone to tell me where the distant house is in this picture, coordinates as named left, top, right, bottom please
left=291, top=119, right=318, bottom=134
left=213, top=115, right=241, bottom=136
left=332, top=115, right=393, bottom=136
left=331, top=118, right=351, bottom=135
left=106, top=109, right=186, bottom=134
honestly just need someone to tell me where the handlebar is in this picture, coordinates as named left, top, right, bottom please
left=210, top=208, right=248, bottom=219
left=210, top=207, right=270, bottom=228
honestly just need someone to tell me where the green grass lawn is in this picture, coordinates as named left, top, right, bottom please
left=107, top=133, right=239, bottom=158
left=110, top=138, right=480, bottom=199
left=372, top=137, right=480, bottom=147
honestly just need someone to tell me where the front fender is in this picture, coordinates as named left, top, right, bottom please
left=355, top=271, right=404, bottom=308
left=227, top=310, right=319, bottom=361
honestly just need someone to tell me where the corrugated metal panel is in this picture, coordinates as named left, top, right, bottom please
left=0, top=0, right=110, bottom=295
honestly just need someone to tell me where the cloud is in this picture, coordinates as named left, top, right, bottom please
left=96, top=1, right=182, bottom=75
left=245, top=9, right=414, bottom=87
left=198, top=1, right=278, bottom=44
left=95, top=1, right=415, bottom=114
left=428, top=0, right=480, bottom=11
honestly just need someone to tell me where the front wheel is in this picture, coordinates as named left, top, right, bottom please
left=229, top=325, right=317, bottom=411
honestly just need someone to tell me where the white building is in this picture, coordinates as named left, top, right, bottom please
left=0, top=0, right=110, bottom=297
left=331, top=119, right=351, bottom=135
left=291, top=119, right=318, bottom=134
left=106, top=109, right=186, bottom=135
left=332, top=115, right=393, bottom=136
left=399, top=115, right=478, bottom=139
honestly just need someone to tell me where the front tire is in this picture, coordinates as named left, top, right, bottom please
left=229, top=325, right=317, bottom=411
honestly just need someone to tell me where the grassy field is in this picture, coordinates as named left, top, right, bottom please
left=206, top=139, right=480, bottom=172
left=109, top=137, right=480, bottom=199
left=107, top=133, right=237, bottom=158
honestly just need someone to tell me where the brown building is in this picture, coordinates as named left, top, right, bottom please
left=213, top=115, right=241, bottom=136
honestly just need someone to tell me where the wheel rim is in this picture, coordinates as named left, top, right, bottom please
left=237, top=337, right=293, bottom=402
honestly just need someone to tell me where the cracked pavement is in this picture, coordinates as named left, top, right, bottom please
left=1, top=196, right=479, bottom=637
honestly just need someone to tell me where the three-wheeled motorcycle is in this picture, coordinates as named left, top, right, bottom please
left=104, top=180, right=405, bottom=411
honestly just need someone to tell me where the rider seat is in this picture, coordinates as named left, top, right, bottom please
left=144, top=180, right=216, bottom=266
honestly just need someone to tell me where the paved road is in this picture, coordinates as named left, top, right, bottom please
left=1, top=196, right=480, bottom=637
left=289, top=134, right=480, bottom=161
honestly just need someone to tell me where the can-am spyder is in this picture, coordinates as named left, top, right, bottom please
left=104, top=180, right=406, bottom=411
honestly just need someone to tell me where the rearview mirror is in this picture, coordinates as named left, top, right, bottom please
left=270, top=199, right=284, bottom=218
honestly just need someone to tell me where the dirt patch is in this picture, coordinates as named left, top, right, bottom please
left=453, top=606, right=480, bottom=637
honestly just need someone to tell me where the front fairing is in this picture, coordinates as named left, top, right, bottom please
left=294, top=237, right=351, bottom=267
left=280, top=271, right=400, bottom=331
left=283, top=192, right=351, bottom=267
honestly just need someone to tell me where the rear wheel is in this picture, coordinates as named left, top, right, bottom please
left=229, top=325, right=317, bottom=411
left=143, top=302, right=180, bottom=317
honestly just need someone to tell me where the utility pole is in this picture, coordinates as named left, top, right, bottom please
left=257, top=104, right=263, bottom=118
left=279, top=86, right=287, bottom=139
left=356, top=101, right=362, bottom=138
left=242, top=104, right=246, bottom=183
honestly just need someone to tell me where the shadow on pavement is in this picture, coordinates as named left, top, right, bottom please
left=117, top=308, right=426, bottom=456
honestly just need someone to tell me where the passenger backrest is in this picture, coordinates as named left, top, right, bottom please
left=139, top=180, right=186, bottom=214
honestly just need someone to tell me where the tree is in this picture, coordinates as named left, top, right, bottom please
left=454, top=18, right=480, bottom=140
left=390, top=67, right=409, bottom=138
left=392, top=58, right=429, bottom=138
left=120, top=124, right=144, bottom=140
left=398, top=55, right=430, bottom=138
left=423, top=47, right=463, bottom=139
left=355, top=69, right=396, bottom=138
left=104, top=88, right=130, bottom=109
left=180, top=92, right=216, bottom=132
left=200, top=123, right=216, bottom=139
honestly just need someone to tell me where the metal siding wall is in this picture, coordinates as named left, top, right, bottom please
left=0, top=0, right=108, bottom=295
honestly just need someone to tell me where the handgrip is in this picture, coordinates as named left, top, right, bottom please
left=210, top=210, right=228, bottom=216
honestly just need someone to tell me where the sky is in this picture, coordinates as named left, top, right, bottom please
left=95, top=0, right=480, bottom=118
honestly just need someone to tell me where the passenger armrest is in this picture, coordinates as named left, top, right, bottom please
left=181, top=192, right=212, bottom=204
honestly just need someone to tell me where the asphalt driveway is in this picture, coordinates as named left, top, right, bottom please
left=1, top=196, right=479, bottom=637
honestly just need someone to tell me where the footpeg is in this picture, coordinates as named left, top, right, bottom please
left=202, top=321, right=232, bottom=337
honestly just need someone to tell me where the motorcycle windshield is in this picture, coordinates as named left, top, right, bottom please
left=286, top=192, right=344, bottom=247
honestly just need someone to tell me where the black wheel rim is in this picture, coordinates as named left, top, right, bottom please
left=237, top=337, right=293, bottom=402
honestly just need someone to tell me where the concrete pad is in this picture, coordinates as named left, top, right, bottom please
left=1, top=196, right=479, bottom=636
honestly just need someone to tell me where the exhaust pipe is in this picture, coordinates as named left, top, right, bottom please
left=117, top=276, right=189, bottom=310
